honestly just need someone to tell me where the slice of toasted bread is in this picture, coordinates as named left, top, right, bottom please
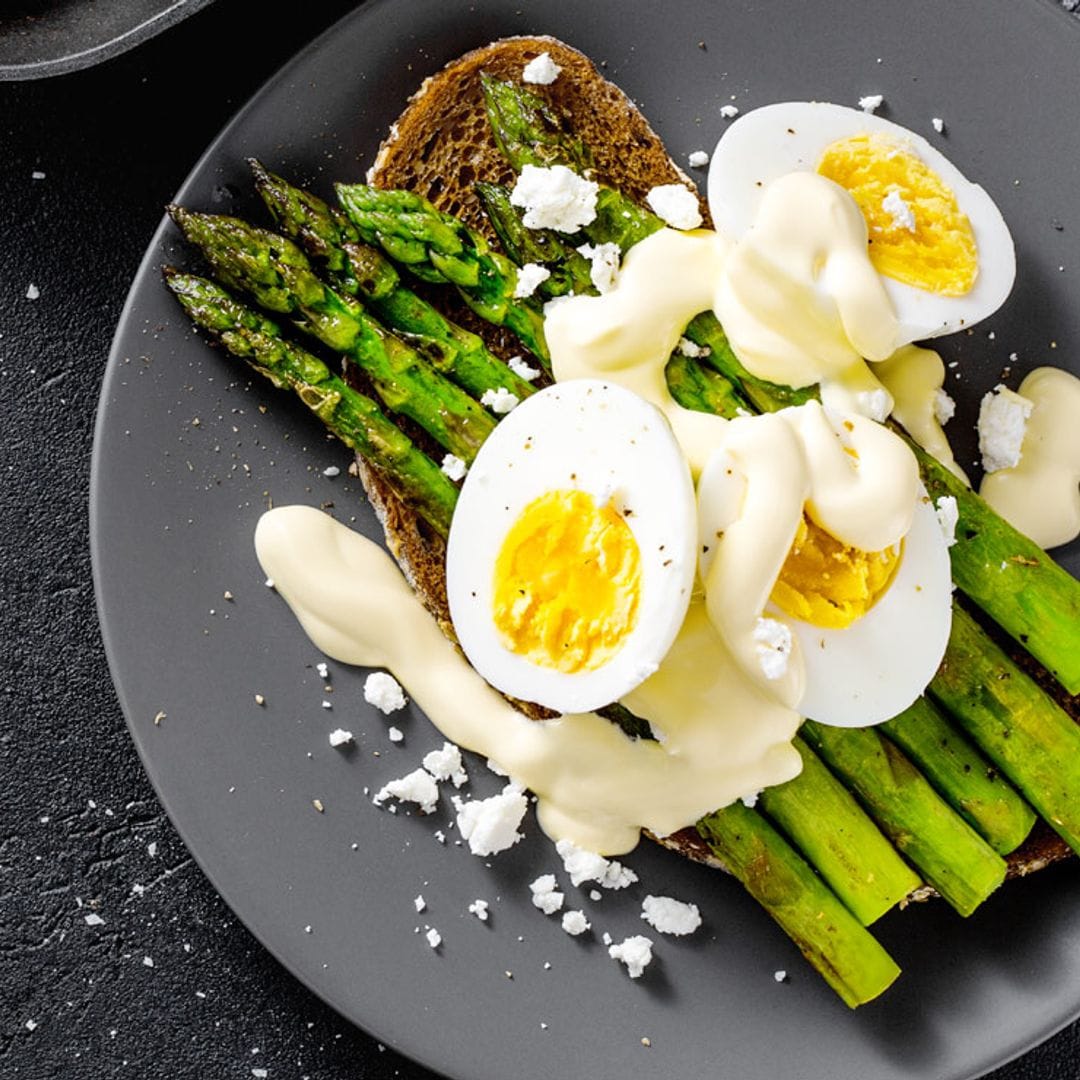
left=357, top=35, right=1071, bottom=884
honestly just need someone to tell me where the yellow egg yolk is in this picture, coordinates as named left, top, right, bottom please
left=769, top=515, right=902, bottom=630
left=492, top=489, right=642, bottom=673
left=816, top=133, right=978, bottom=296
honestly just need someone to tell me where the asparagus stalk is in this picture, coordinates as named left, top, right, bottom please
left=249, top=161, right=537, bottom=404
left=480, top=74, right=1080, bottom=692
left=881, top=695, right=1035, bottom=856
left=696, top=803, right=901, bottom=1008
left=168, top=206, right=495, bottom=465
left=333, top=184, right=550, bottom=363
left=801, top=720, right=1006, bottom=916
left=757, top=736, right=922, bottom=925
left=929, top=604, right=1080, bottom=855
left=163, top=270, right=458, bottom=536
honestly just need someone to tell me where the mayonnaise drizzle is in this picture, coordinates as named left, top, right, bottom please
left=875, top=343, right=969, bottom=483
left=255, top=505, right=802, bottom=856
left=980, top=367, right=1080, bottom=549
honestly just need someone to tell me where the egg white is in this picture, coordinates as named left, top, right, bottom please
left=707, top=101, right=1016, bottom=348
left=445, top=380, right=697, bottom=714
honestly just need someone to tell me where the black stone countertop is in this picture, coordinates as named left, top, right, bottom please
left=2, top=3, right=1079, bottom=1078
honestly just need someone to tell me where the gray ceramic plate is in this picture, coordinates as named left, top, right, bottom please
left=91, top=1, right=1080, bottom=1078
left=0, top=0, right=214, bottom=80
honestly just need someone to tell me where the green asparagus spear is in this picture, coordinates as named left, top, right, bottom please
left=758, top=736, right=922, bottom=925
left=930, top=604, right=1080, bottom=855
left=881, top=695, right=1035, bottom=856
left=163, top=270, right=458, bottom=537
left=801, top=720, right=1006, bottom=916
left=167, top=206, right=495, bottom=465
left=249, top=161, right=537, bottom=403
left=479, top=73, right=1080, bottom=692
left=334, top=184, right=550, bottom=363
left=696, top=804, right=901, bottom=1007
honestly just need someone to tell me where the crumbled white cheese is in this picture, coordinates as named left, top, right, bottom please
left=530, top=874, right=565, bottom=915
left=388, top=726, right=405, bottom=743
left=719, top=104, right=740, bottom=119
left=423, top=742, right=469, bottom=787
left=740, top=790, right=760, bottom=808
left=522, top=51, right=562, bottom=85
left=935, top=495, right=959, bottom=548
left=251, top=1070, right=268, bottom=1079
left=328, top=728, right=353, bottom=748
left=856, top=387, right=892, bottom=422
left=441, top=453, right=468, bottom=482
left=576, top=241, right=622, bottom=294
left=147, top=841, right=158, bottom=857
left=487, top=758, right=509, bottom=777
left=688, top=149, right=711, bottom=168
left=374, top=768, right=440, bottom=814
left=316, top=661, right=329, bottom=679
left=858, top=93, right=884, bottom=113
left=978, top=384, right=1034, bottom=473
left=322, top=465, right=341, bottom=478
left=414, top=895, right=426, bottom=913
left=510, top=164, right=599, bottom=232
left=555, top=838, right=638, bottom=889
left=640, top=895, right=702, bottom=937
left=425, top=928, right=442, bottom=949
left=589, top=889, right=602, bottom=902
left=468, top=899, right=490, bottom=921
left=321, top=700, right=332, bottom=710
left=753, top=617, right=793, bottom=681
left=507, top=355, right=541, bottom=382
left=453, top=783, right=528, bottom=856
left=645, top=184, right=703, bottom=231
left=31, top=170, right=45, bottom=180
left=84, top=913, right=105, bottom=926
left=882, top=189, right=917, bottom=233
left=677, top=336, right=710, bottom=359
left=932, top=117, right=945, bottom=134
left=933, top=388, right=956, bottom=426
left=363, top=671, right=407, bottom=713
left=774, top=969, right=788, bottom=983
left=608, top=935, right=654, bottom=979
left=513, top=262, right=551, bottom=299
left=143, top=956, right=154, bottom=968
left=480, top=387, right=521, bottom=415
left=561, top=910, right=591, bottom=936
left=26, top=283, right=40, bottom=301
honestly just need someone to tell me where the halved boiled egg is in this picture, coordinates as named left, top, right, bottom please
left=707, top=101, right=1015, bottom=347
left=446, top=380, right=697, bottom=713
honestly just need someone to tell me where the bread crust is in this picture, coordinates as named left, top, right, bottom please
left=359, top=35, right=1072, bottom=887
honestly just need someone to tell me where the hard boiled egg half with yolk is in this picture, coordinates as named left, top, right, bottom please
left=446, top=380, right=697, bottom=714
left=707, top=101, right=1015, bottom=348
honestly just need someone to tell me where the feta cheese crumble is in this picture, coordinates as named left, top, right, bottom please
left=753, top=617, right=793, bottom=680
left=414, top=895, right=426, bottom=913
left=507, top=355, right=541, bottom=382
left=480, top=387, right=521, bottom=415
left=441, top=453, right=468, bottom=482
left=978, top=384, right=1034, bottom=473
left=453, top=783, right=529, bottom=856
left=322, top=465, right=341, bottom=478
left=719, top=104, right=740, bottom=119
left=468, top=899, right=490, bottom=922
left=513, top=262, right=552, bottom=299
left=933, top=388, right=957, bottom=426
left=84, top=913, right=105, bottom=927
left=677, top=336, right=710, bottom=359
left=388, top=726, right=404, bottom=743
left=522, top=51, right=562, bottom=85
left=645, top=184, right=703, bottom=231
left=374, top=768, right=440, bottom=814
left=363, top=671, right=407, bottom=713
left=640, top=895, right=702, bottom=936
left=688, top=149, right=710, bottom=168
left=530, top=874, right=565, bottom=915
left=858, top=93, right=884, bottom=113
left=774, top=969, right=788, bottom=983
left=555, top=838, right=638, bottom=889
left=510, top=164, right=599, bottom=232
left=935, top=495, right=959, bottom=548
left=422, top=742, right=469, bottom=787
left=576, top=241, right=622, bottom=294
left=608, top=935, right=654, bottom=979
left=425, top=928, right=442, bottom=949
left=26, top=283, right=40, bottom=301
left=882, top=189, right=917, bottom=233
left=932, top=117, right=945, bottom=134
left=561, top=910, right=591, bottom=936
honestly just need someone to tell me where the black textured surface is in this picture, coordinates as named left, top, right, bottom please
left=1, top=2, right=1079, bottom=1079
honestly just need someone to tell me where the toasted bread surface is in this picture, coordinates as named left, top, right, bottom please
left=359, top=35, right=1072, bottom=883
